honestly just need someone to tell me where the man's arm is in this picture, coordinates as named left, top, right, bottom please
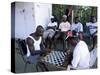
left=78, top=32, right=83, bottom=40
left=27, top=38, right=42, bottom=55
left=71, top=48, right=80, bottom=69
left=58, top=23, right=62, bottom=31
left=68, top=22, right=71, bottom=31
left=40, top=37, right=48, bottom=56
left=92, top=30, right=97, bottom=36
left=27, top=37, right=35, bottom=54
left=47, top=26, right=56, bottom=30
left=40, top=37, right=45, bottom=50
left=79, top=23, right=83, bottom=32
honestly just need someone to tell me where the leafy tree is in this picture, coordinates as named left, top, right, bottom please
left=52, top=4, right=97, bottom=26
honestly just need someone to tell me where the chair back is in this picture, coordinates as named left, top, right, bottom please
left=18, top=39, right=28, bottom=62
left=18, top=39, right=27, bottom=55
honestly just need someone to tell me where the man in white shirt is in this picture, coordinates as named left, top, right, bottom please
left=59, top=15, right=71, bottom=32
left=86, top=16, right=97, bottom=50
left=58, top=15, right=71, bottom=49
left=43, top=16, right=57, bottom=49
left=66, top=31, right=90, bottom=70
left=71, top=17, right=83, bottom=40
left=86, top=16, right=97, bottom=36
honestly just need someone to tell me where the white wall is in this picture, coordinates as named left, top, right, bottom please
left=15, top=2, right=52, bottom=39
left=34, top=3, right=52, bottom=29
left=15, top=2, right=35, bottom=39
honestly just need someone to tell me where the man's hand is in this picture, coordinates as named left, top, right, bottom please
left=67, top=49, right=71, bottom=55
left=67, top=65, right=76, bottom=70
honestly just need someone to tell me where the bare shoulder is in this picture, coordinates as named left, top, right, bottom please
left=30, top=33, right=34, bottom=36
left=26, top=37, right=34, bottom=45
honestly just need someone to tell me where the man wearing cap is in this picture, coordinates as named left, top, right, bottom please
left=58, top=15, right=71, bottom=49
left=59, top=15, right=71, bottom=32
left=43, top=16, right=57, bottom=49
left=66, top=31, right=90, bottom=70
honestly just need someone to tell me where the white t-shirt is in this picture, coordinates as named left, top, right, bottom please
left=86, top=22, right=97, bottom=35
left=71, top=40, right=90, bottom=69
left=71, top=22, right=83, bottom=32
left=48, top=22, right=57, bottom=27
left=59, top=21, right=71, bottom=32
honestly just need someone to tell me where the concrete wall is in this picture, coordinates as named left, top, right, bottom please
left=14, top=2, right=52, bottom=39
left=34, top=3, right=52, bottom=29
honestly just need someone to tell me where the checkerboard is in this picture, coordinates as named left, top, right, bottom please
left=43, top=51, right=67, bottom=66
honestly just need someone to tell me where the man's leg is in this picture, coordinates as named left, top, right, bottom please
left=93, top=35, right=97, bottom=49
left=53, top=31, right=59, bottom=49
left=37, top=62, right=49, bottom=71
left=63, top=32, right=67, bottom=50
left=90, top=35, right=97, bottom=51
left=49, top=30, right=55, bottom=49
left=43, top=31, right=49, bottom=49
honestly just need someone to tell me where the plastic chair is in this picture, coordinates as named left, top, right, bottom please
left=17, top=39, right=40, bottom=72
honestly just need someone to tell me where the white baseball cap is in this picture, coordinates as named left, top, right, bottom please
left=51, top=16, right=54, bottom=18
left=63, top=15, right=67, bottom=18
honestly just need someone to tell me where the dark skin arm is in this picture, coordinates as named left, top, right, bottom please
left=40, top=37, right=45, bottom=50
left=58, top=26, right=61, bottom=31
left=78, top=32, right=83, bottom=40
left=58, top=24, right=62, bottom=31
left=47, top=26, right=56, bottom=31
left=92, top=30, right=97, bottom=36
left=40, top=37, right=48, bottom=56
left=27, top=37, right=35, bottom=54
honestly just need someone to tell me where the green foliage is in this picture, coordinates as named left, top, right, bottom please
left=52, top=4, right=97, bottom=25
left=52, top=4, right=66, bottom=23
left=74, top=6, right=97, bottom=25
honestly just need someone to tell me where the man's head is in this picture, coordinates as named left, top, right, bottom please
left=67, top=31, right=79, bottom=46
left=50, top=16, right=55, bottom=23
left=74, top=17, right=79, bottom=24
left=90, top=16, right=96, bottom=23
left=36, top=25, right=44, bottom=36
left=62, top=15, right=67, bottom=22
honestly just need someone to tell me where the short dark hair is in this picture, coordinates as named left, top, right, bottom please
left=90, top=16, right=96, bottom=22
left=68, top=30, right=79, bottom=41
left=36, top=25, right=43, bottom=30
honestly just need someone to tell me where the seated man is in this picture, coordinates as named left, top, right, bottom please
left=26, top=25, right=48, bottom=71
left=71, top=17, right=83, bottom=40
left=66, top=31, right=90, bottom=70
left=86, top=16, right=97, bottom=51
left=88, top=16, right=97, bottom=67
left=59, top=15, right=71, bottom=32
left=55, top=15, right=71, bottom=50
left=43, top=16, right=57, bottom=49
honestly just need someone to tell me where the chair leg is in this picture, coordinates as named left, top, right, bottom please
left=31, top=64, right=37, bottom=72
left=36, top=63, right=45, bottom=72
left=24, top=63, right=28, bottom=72
left=38, top=62, right=49, bottom=72
left=36, top=64, right=39, bottom=72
